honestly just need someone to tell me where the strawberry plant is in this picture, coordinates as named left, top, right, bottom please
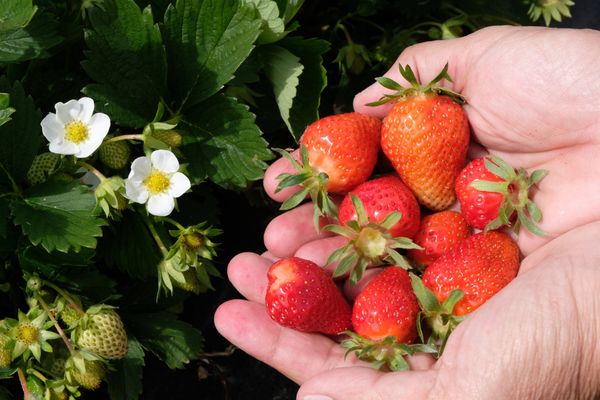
left=0, top=0, right=329, bottom=398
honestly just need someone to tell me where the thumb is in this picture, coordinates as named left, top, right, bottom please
left=353, top=34, right=475, bottom=118
left=297, top=367, right=438, bottom=400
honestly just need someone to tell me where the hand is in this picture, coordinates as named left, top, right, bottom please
left=215, top=25, right=600, bottom=399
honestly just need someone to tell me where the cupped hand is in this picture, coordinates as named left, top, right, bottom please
left=215, top=25, right=600, bottom=399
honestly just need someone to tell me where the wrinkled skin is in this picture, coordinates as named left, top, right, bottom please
left=215, top=26, right=600, bottom=400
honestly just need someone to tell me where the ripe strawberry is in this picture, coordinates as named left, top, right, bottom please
left=338, top=175, right=420, bottom=239
left=352, top=266, right=419, bottom=342
left=376, top=64, right=469, bottom=210
left=26, top=152, right=60, bottom=185
left=277, top=112, right=381, bottom=226
left=455, top=155, right=548, bottom=235
left=75, top=306, right=128, bottom=360
left=265, top=257, right=351, bottom=335
left=326, top=177, right=421, bottom=283
left=422, top=231, right=520, bottom=316
left=408, top=210, right=470, bottom=267
left=99, top=140, right=130, bottom=169
left=342, top=267, right=433, bottom=371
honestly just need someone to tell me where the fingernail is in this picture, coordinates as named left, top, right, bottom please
left=303, top=396, right=333, bottom=400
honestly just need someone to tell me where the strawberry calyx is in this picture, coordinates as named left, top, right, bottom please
left=368, top=63, right=465, bottom=107
left=324, top=194, right=421, bottom=285
left=470, top=155, right=548, bottom=236
left=341, top=331, right=437, bottom=371
left=410, top=273, right=464, bottom=357
left=275, top=145, right=339, bottom=229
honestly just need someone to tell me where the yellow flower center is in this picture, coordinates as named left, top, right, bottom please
left=64, top=121, right=89, bottom=144
left=144, top=171, right=170, bottom=194
left=17, top=323, right=39, bottom=345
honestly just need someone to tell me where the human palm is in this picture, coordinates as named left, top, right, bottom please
left=215, top=26, right=600, bottom=399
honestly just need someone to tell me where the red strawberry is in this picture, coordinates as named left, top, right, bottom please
left=265, top=257, right=351, bottom=335
left=277, top=112, right=381, bottom=226
left=422, top=230, right=520, bottom=316
left=455, top=155, right=548, bottom=235
left=375, top=64, right=470, bottom=210
left=352, top=267, right=419, bottom=342
left=341, top=266, right=429, bottom=371
left=338, top=175, right=420, bottom=239
left=408, top=210, right=470, bottom=267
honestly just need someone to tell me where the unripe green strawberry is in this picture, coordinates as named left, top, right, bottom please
left=26, top=152, right=60, bottom=185
left=77, top=308, right=128, bottom=360
left=153, top=129, right=182, bottom=148
left=0, top=335, right=11, bottom=368
left=99, top=140, right=130, bottom=169
left=60, top=304, right=82, bottom=329
left=173, top=268, right=201, bottom=294
left=70, top=359, right=105, bottom=390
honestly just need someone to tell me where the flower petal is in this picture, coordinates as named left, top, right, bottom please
left=167, top=172, right=191, bottom=198
left=49, top=140, right=78, bottom=156
left=77, top=97, right=95, bottom=122
left=147, top=193, right=175, bottom=216
left=76, top=136, right=104, bottom=158
left=129, top=156, right=152, bottom=180
left=55, top=99, right=80, bottom=124
left=87, top=112, right=111, bottom=141
left=151, top=149, right=179, bottom=173
left=125, top=179, right=149, bottom=204
left=40, top=113, right=64, bottom=142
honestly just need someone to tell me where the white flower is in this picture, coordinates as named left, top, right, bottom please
left=124, top=150, right=191, bottom=216
left=40, top=97, right=110, bottom=158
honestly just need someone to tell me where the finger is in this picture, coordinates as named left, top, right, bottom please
left=342, top=267, right=383, bottom=301
left=298, top=367, right=437, bottom=400
left=214, top=300, right=365, bottom=384
left=227, top=252, right=271, bottom=303
left=294, top=235, right=349, bottom=273
left=261, top=250, right=280, bottom=262
left=264, top=202, right=335, bottom=258
left=264, top=149, right=301, bottom=202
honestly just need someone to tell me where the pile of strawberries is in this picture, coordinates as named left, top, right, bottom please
left=264, top=64, right=548, bottom=371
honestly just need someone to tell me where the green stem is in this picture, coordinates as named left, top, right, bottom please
left=27, top=368, right=48, bottom=383
left=42, top=281, right=85, bottom=316
left=163, top=217, right=185, bottom=231
left=17, top=368, right=30, bottom=399
left=334, top=22, right=354, bottom=44
left=146, top=217, right=170, bottom=257
left=35, top=294, right=76, bottom=355
left=77, top=161, right=106, bottom=182
left=0, top=160, right=20, bottom=195
left=103, top=134, right=144, bottom=145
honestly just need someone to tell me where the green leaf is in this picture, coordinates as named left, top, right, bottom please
left=82, top=0, right=167, bottom=128
left=126, top=312, right=204, bottom=369
left=97, top=212, right=162, bottom=280
left=261, top=44, right=303, bottom=135
left=529, top=169, right=549, bottom=186
left=163, top=0, right=262, bottom=110
left=106, top=337, right=145, bottom=400
left=11, top=180, right=106, bottom=253
left=180, top=94, right=273, bottom=188
left=0, top=93, right=15, bottom=127
left=0, top=1, right=62, bottom=64
left=410, top=272, right=440, bottom=312
left=470, top=179, right=509, bottom=193
left=243, top=0, right=286, bottom=43
left=19, top=245, right=94, bottom=270
left=275, top=0, right=303, bottom=23
left=0, top=78, right=42, bottom=186
left=0, top=197, right=9, bottom=238
left=279, top=36, right=329, bottom=141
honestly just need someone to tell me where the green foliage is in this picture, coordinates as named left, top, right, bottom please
left=106, top=338, right=145, bottom=400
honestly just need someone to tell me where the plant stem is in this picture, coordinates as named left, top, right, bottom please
left=17, top=368, right=30, bottom=399
left=163, top=217, right=185, bottom=231
left=77, top=161, right=106, bottom=182
left=43, top=281, right=85, bottom=316
left=27, top=368, right=48, bottom=383
left=0, top=161, right=21, bottom=196
left=103, top=134, right=144, bottom=145
left=35, top=294, right=76, bottom=355
left=146, top=217, right=170, bottom=257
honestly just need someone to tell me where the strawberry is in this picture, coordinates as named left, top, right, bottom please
left=99, top=140, right=130, bottom=170
left=455, top=155, right=548, bottom=235
left=66, top=357, right=106, bottom=390
left=338, top=175, right=420, bottom=239
left=408, top=210, right=470, bottom=267
left=325, top=193, right=421, bottom=285
left=375, top=64, right=470, bottom=210
left=0, top=335, right=11, bottom=368
left=26, top=152, right=60, bottom=185
left=75, top=306, right=128, bottom=360
left=422, top=230, right=520, bottom=317
left=276, top=112, right=381, bottom=227
left=153, top=129, right=183, bottom=148
left=265, top=257, right=352, bottom=335
left=342, top=267, right=434, bottom=371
